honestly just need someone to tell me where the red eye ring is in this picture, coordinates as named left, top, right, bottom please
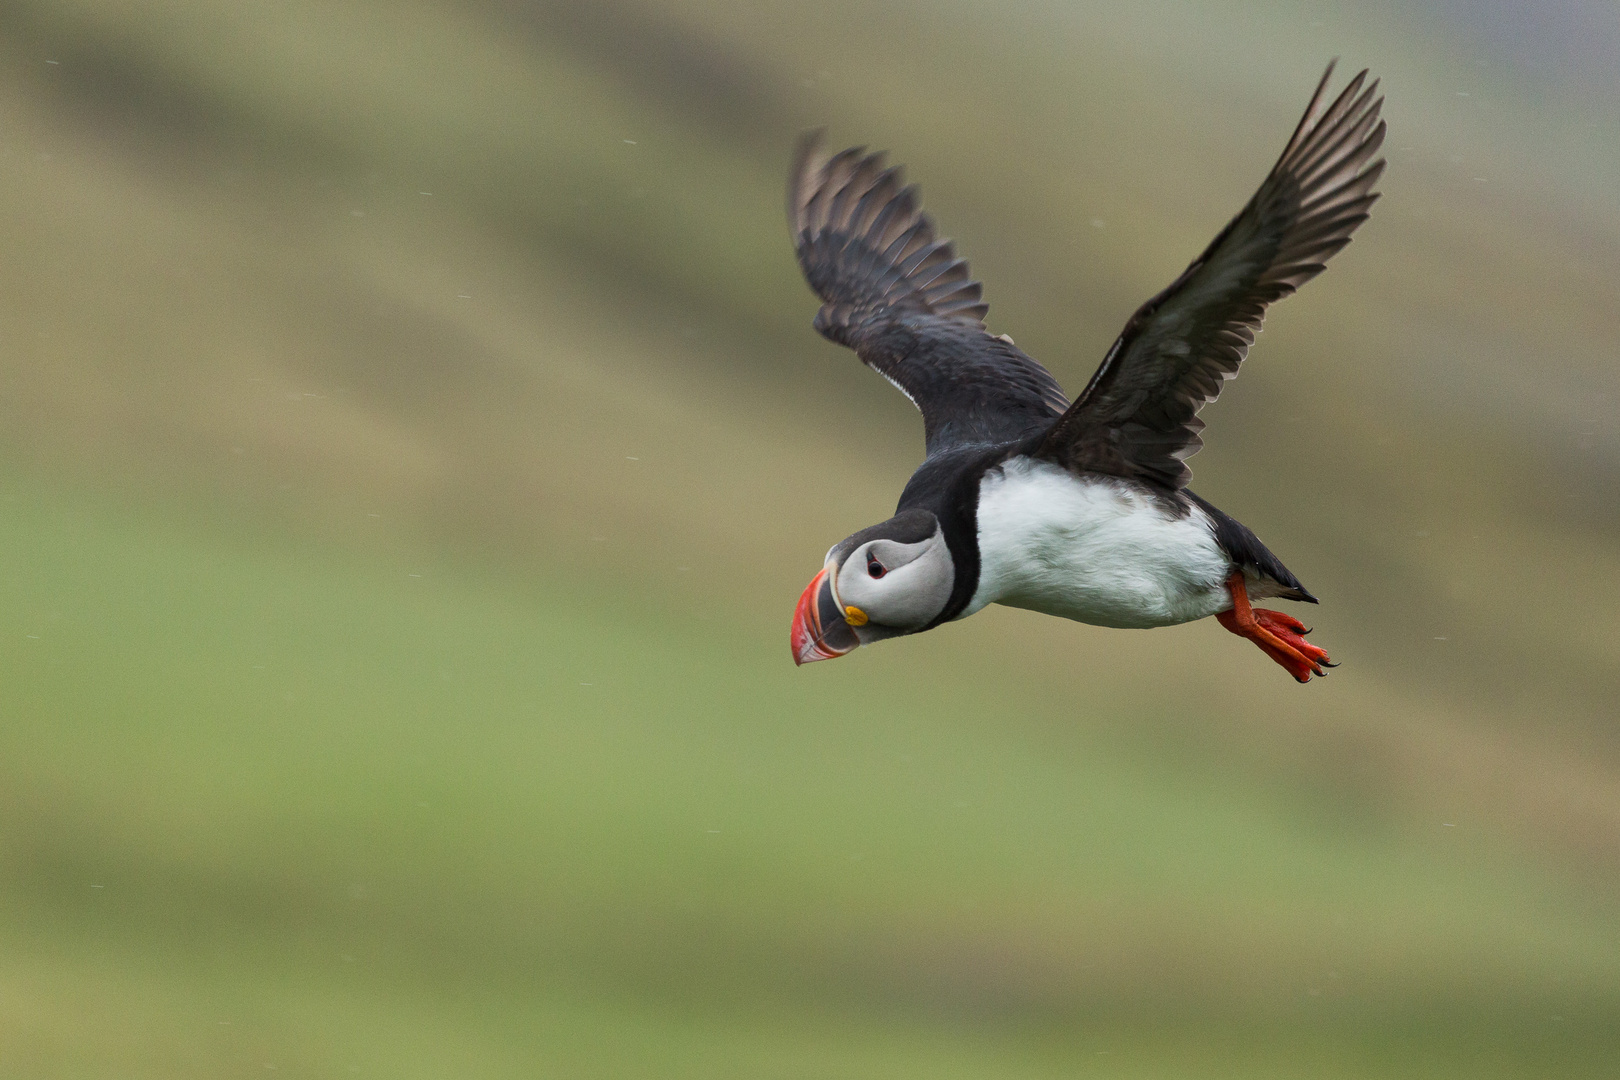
left=867, top=554, right=887, bottom=579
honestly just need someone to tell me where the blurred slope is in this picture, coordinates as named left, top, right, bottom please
left=0, top=0, right=1612, bottom=819
left=0, top=0, right=1614, bottom=1076
left=3, top=479, right=1617, bottom=1078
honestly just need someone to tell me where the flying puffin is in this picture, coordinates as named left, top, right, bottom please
left=788, top=64, right=1385, bottom=682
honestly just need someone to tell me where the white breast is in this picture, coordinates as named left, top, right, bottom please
left=963, top=457, right=1232, bottom=629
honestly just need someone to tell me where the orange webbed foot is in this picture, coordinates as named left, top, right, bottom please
left=1254, top=608, right=1335, bottom=674
left=1215, top=573, right=1335, bottom=683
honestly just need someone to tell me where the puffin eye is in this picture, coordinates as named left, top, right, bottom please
left=867, top=554, right=887, bottom=579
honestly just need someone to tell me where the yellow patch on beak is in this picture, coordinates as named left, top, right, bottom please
left=843, top=606, right=869, bottom=626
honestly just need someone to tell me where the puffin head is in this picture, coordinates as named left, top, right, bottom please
left=791, top=508, right=955, bottom=665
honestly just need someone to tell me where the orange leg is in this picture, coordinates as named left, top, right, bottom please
left=1214, top=572, right=1335, bottom=683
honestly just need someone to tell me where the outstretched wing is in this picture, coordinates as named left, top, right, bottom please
left=789, top=132, right=1069, bottom=456
left=1036, top=63, right=1386, bottom=488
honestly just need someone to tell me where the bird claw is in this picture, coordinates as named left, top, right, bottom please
left=1216, top=573, right=1336, bottom=683
left=1253, top=607, right=1335, bottom=680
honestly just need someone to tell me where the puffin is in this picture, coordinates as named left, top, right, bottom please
left=788, top=63, right=1385, bottom=682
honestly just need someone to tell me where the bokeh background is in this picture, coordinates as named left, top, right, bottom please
left=0, top=1, right=1616, bottom=1076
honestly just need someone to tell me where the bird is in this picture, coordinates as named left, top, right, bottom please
left=787, top=63, right=1385, bottom=682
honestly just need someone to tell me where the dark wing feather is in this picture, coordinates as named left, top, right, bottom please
left=789, top=132, right=1069, bottom=455
left=1036, top=63, right=1386, bottom=488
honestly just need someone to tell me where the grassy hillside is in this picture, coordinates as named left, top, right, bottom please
left=0, top=1, right=1616, bottom=1076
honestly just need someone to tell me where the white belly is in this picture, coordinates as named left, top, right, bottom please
left=963, top=457, right=1232, bottom=629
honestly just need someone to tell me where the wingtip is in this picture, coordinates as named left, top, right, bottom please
left=788, top=128, right=828, bottom=228
left=794, top=126, right=827, bottom=161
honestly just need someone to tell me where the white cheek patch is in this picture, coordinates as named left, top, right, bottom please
left=837, top=530, right=954, bottom=630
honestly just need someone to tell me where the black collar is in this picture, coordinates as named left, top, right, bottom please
left=896, top=442, right=1017, bottom=630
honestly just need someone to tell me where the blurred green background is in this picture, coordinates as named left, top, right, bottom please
left=0, top=1, right=1616, bottom=1076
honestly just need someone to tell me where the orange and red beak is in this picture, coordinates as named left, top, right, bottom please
left=791, top=564, right=861, bottom=665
